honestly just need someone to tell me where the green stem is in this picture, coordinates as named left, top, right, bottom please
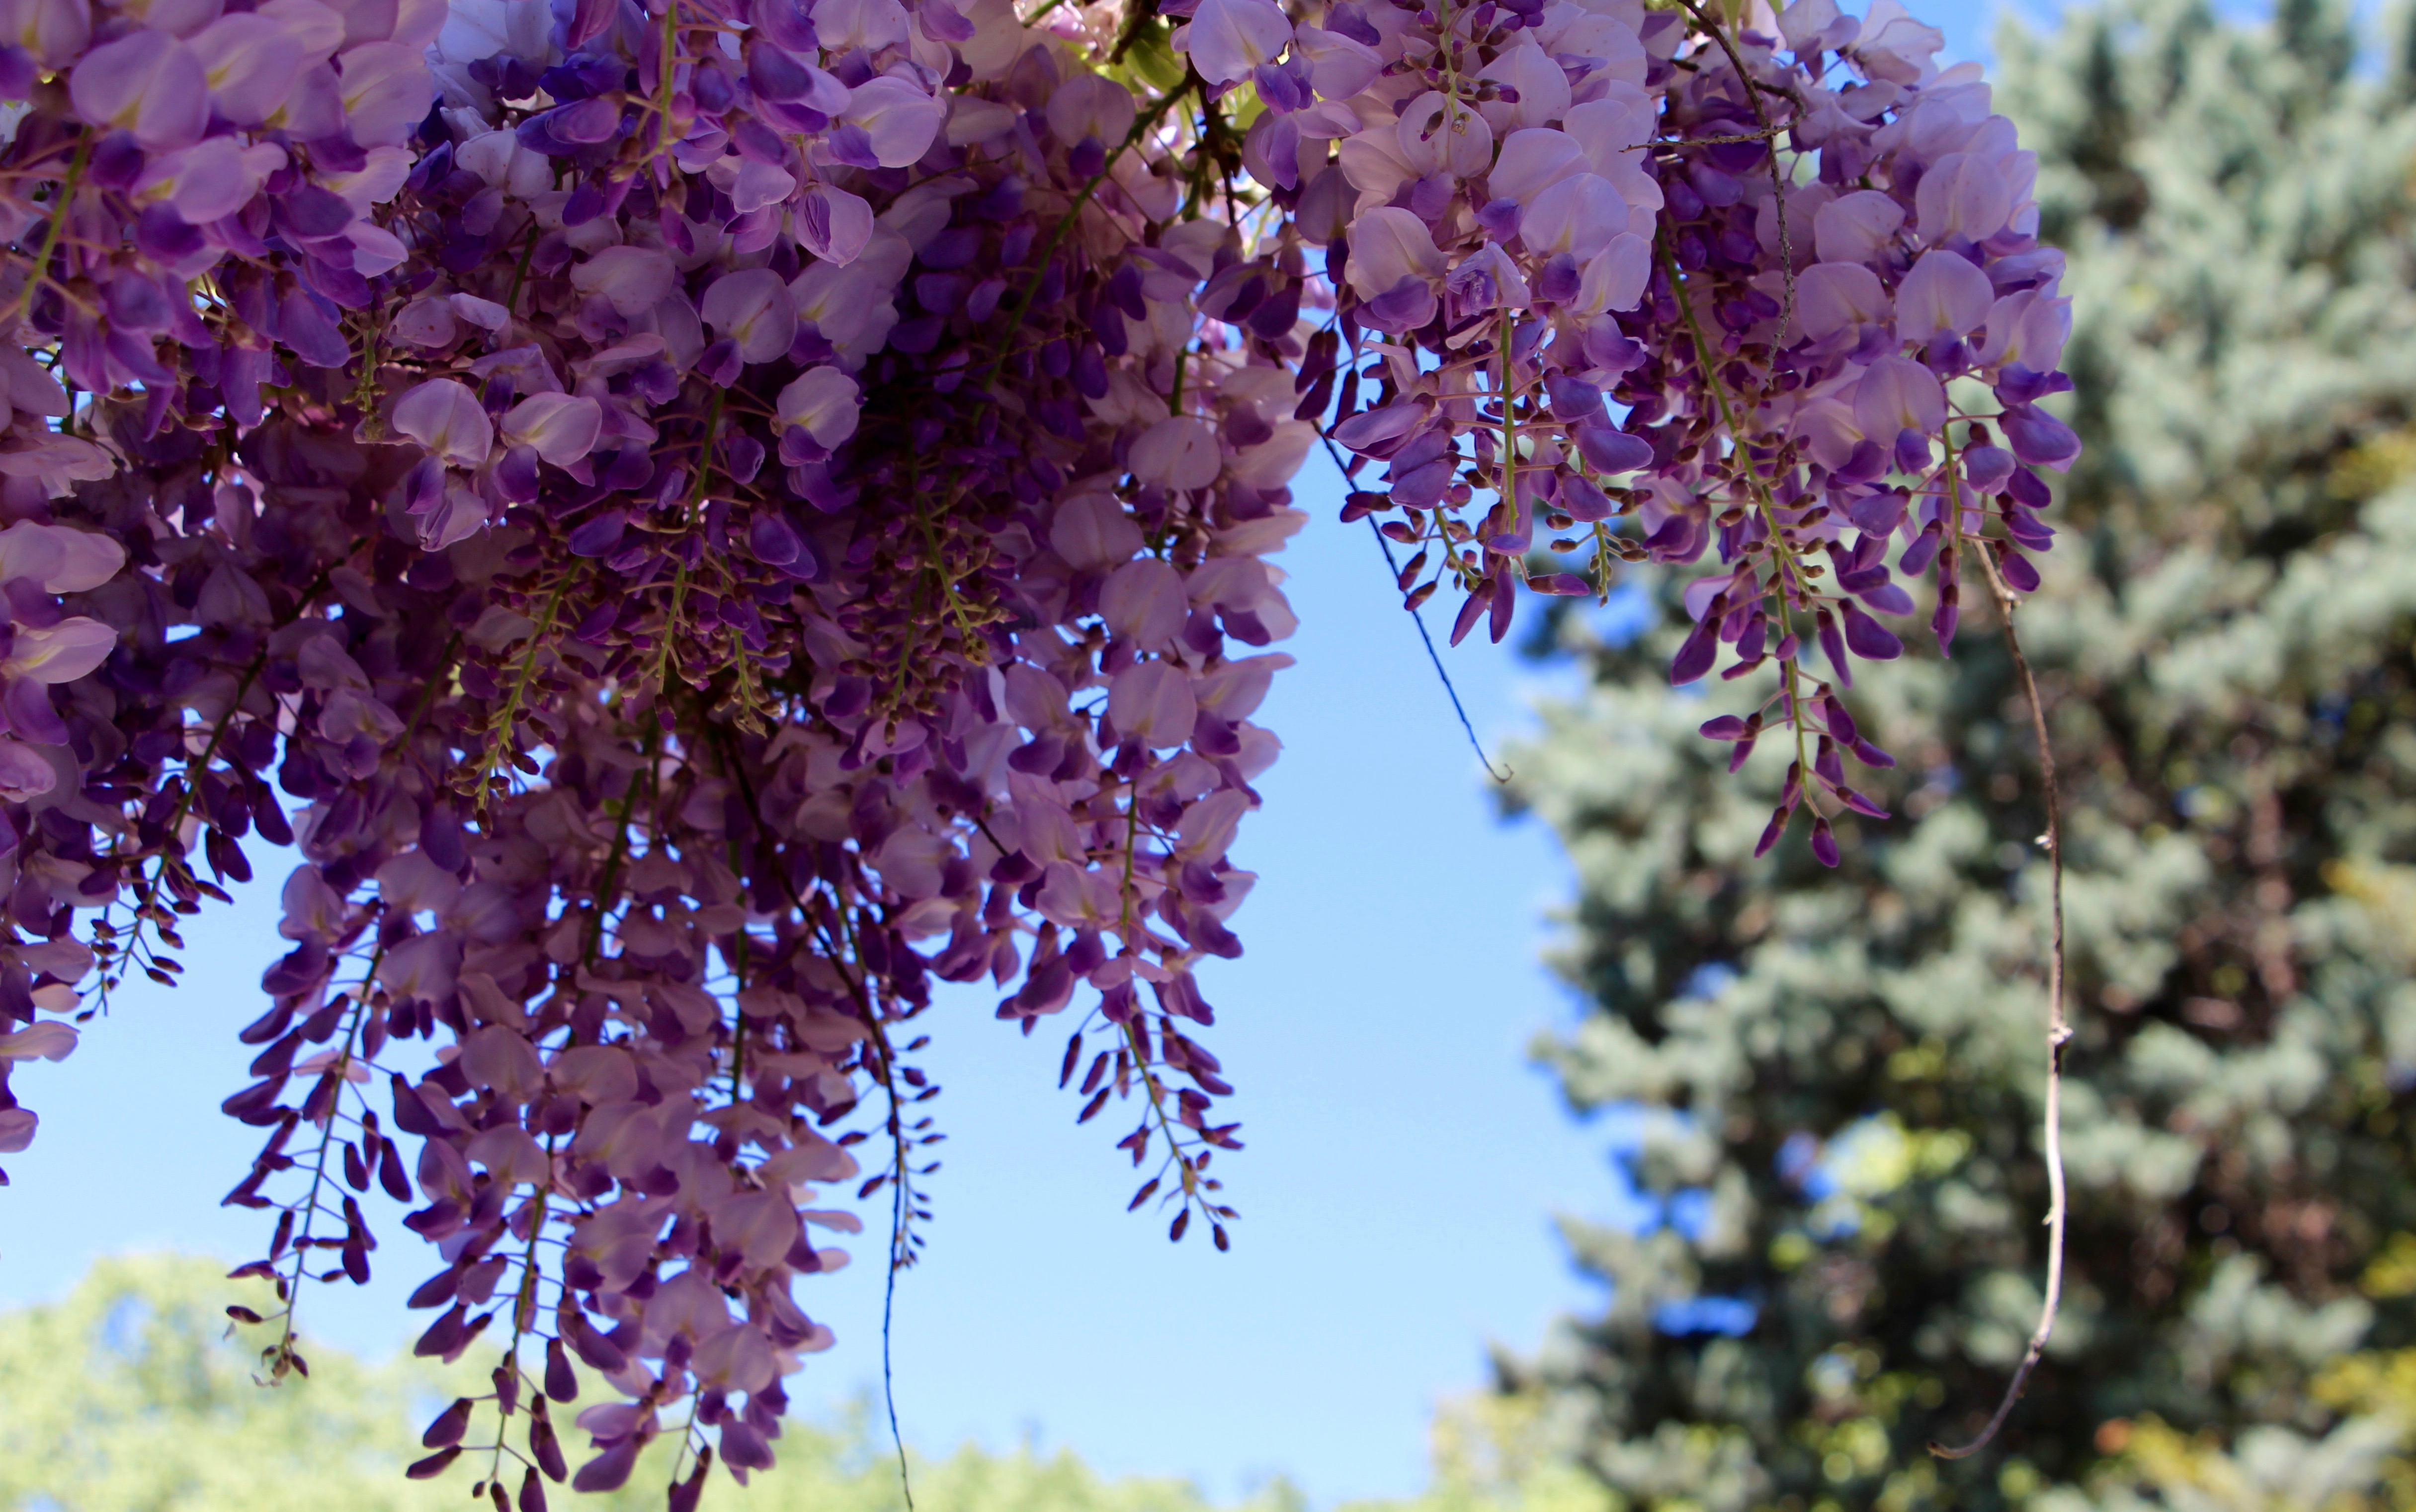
left=1499, top=312, right=1519, bottom=578
left=16, top=133, right=89, bottom=327
left=1660, top=241, right=1815, bottom=800
left=481, top=567, right=581, bottom=813
left=657, top=0, right=681, bottom=170
left=979, top=82, right=1193, bottom=396
left=268, top=963, right=379, bottom=1377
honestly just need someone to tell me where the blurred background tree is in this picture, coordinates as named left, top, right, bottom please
left=0, top=1256, right=1297, bottom=1512
left=0, top=1256, right=1607, bottom=1512
left=1497, top=0, right=2416, bottom=1507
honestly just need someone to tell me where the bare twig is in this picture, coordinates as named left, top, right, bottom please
left=1669, top=0, right=1800, bottom=342
left=1312, top=431, right=1510, bottom=784
left=1634, top=124, right=1790, bottom=150
left=1931, top=547, right=2073, bottom=1461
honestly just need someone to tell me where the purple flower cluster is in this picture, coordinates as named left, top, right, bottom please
left=0, top=0, right=2071, bottom=1501
left=1245, top=0, right=2076, bottom=861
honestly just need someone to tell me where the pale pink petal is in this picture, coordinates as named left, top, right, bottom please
left=0, top=1020, right=77, bottom=1062
left=1396, top=90, right=1494, bottom=180
left=1184, top=0, right=1291, bottom=84
left=449, top=293, right=510, bottom=331
left=1851, top=0, right=1944, bottom=84
left=1568, top=93, right=1665, bottom=217
left=1574, top=233, right=1652, bottom=315
left=550, top=1045, right=639, bottom=1105
left=1914, top=151, right=2013, bottom=244
left=8, top=618, right=117, bottom=684
left=795, top=184, right=875, bottom=266
left=122, top=0, right=224, bottom=35
left=1853, top=355, right=1948, bottom=441
left=1191, top=652, right=1292, bottom=720
left=715, top=1191, right=801, bottom=1270
left=345, top=220, right=408, bottom=276
left=375, top=930, right=460, bottom=1003
left=316, top=144, right=413, bottom=212
left=1486, top=128, right=1586, bottom=209
left=788, top=262, right=889, bottom=347
left=776, top=366, right=860, bottom=448
left=1814, top=189, right=1906, bottom=265
left=1895, top=248, right=1996, bottom=343
left=1176, top=788, right=1249, bottom=860
left=501, top=392, right=604, bottom=466
left=279, top=865, right=347, bottom=942
left=1044, top=71, right=1136, bottom=147
left=0, top=351, right=67, bottom=419
left=391, top=378, right=494, bottom=467
left=1779, top=0, right=1857, bottom=53
left=1099, top=558, right=1188, bottom=651
left=1230, top=421, right=1314, bottom=490
left=1480, top=41, right=1569, bottom=130
left=373, top=847, right=458, bottom=911
left=3, top=0, right=89, bottom=69
left=190, top=12, right=305, bottom=124
left=423, top=486, right=487, bottom=551
left=1128, top=415, right=1222, bottom=491
left=257, top=0, right=345, bottom=61
left=0, top=737, right=56, bottom=800
left=1336, top=128, right=1417, bottom=205
left=1049, top=494, right=1143, bottom=571
left=133, top=137, right=263, bottom=226
left=71, top=31, right=208, bottom=149
left=392, top=296, right=458, bottom=349
left=1450, top=243, right=1530, bottom=313
left=0, top=520, right=65, bottom=590
left=465, top=1123, right=548, bottom=1183
left=1978, top=288, right=2072, bottom=373
left=730, top=157, right=797, bottom=215
left=460, top=1023, right=543, bottom=1102
left=811, top=0, right=907, bottom=50
left=842, top=76, right=945, bottom=168
left=570, top=246, right=676, bottom=319
left=692, top=1321, right=778, bottom=1393
left=1292, top=25, right=1379, bottom=101
left=1108, top=661, right=1198, bottom=750
left=1342, top=206, right=1445, bottom=301
left=35, top=526, right=123, bottom=593
left=383, top=0, right=442, bottom=48
left=700, top=268, right=797, bottom=364
left=294, top=1047, right=373, bottom=1083
left=1792, top=261, right=1888, bottom=343
left=1518, top=173, right=1629, bottom=262
left=334, top=40, right=431, bottom=147
left=274, top=59, right=346, bottom=139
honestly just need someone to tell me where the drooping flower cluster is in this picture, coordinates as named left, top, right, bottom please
left=1264, top=0, right=2074, bottom=862
left=0, top=0, right=2071, bottom=1501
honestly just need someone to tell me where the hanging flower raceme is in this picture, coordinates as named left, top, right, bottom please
left=0, top=0, right=2071, bottom=1501
left=1236, top=0, right=2075, bottom=863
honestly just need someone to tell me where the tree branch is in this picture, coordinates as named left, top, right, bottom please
left=1931, top=547, right=2073, bottom=1461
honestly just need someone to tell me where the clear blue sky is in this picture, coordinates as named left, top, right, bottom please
left=0, top=0, right=2305, bottom=1500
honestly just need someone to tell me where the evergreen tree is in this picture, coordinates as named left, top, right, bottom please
left=1500, top=1, right=2416, bottom=1507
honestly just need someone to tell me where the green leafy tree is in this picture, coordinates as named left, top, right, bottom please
left=1499, top=1, right=2416, bottom=1506
left=2, top=1257, right=1615, bottom=1512
left=0, top=1256, right=1275, bottom=1512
